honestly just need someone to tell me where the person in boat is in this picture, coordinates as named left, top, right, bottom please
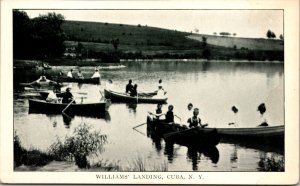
left=35, top=76, right=56, bottom=85
left=257, top=103, right=268, bottom=126
left=106, top=79, right=114, bottom=91
left=62, top=87, right=76, bottom=104
left=126, top=79, right=134, bottom=94
left=165, top=105, right=180, bottom=124
left=188, top=108, right=208, bottom=128
left=185, top=103, right=194, bottom=124
left=153, top=86, right=165, bottom=99
left=149, top=103, right=164, bottom=120
left=91, top=69, right=101, bottom=79
left=77, top=70, right=84, bottom=79
left=130, top=84, right=138, bottom=97
left=67, top=69, right=73, bottom=78
left=46, top=91, right=58, bottom=103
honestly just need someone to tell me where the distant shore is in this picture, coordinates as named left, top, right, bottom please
left=14, top=58, right=283, bottom=69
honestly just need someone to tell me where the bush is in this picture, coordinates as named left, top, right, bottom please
left=48, top=123, right=107, bottom=168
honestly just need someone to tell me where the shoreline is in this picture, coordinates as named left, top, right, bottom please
left=14, top=58, right=284, bottom=69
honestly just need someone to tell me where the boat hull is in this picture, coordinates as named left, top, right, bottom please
left=210, top=125, right=284, bottom=138
left=60, top=77, right=100, bottom=84
left=28, top=99, right=110, bottom=117
left=104, top=89, right=167, bottom=103
left=147, top=118, right=220, bottom=147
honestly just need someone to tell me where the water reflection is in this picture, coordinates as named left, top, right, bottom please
left=126, top=103, right=137, bottom=114
left=221, top=136, right=284, bottom=155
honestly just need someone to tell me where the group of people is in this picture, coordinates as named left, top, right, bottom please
left=125, top=79, right=138, bottom=97
left=66, top=68, right=101, bottom=79
left=149, top=102, right=207, bottom=128
left=125, top=79, right=166, bottom=98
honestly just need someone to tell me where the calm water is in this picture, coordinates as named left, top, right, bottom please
left=14, top=61, right=284, bottom=171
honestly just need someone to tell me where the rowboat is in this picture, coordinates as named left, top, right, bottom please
left=211, top=125, right=284, bottom=138
left=147, top=118, right=220, bottom=147
left=28, top=99, right=111, bottom=117
left=104, top=89, right=167, bottom=103
left=60, top=77, right=100, bottom=84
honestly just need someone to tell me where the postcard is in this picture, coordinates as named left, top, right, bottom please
left=0, top=0, right=299, bottom=184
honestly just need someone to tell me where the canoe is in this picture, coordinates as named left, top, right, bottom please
left=211, top=125, right=284, bottom=138
left=104, top=89, right=167, bottom=103
left=28, top=99, right=110, bottom=117
left=60, top=77, right=100, bottom=84
left=147, top=118, right=220, bottom=147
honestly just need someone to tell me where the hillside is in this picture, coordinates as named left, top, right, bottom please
left=187, top=34, right=283, bottom=51
left=61, top=20, right=284, bottom=61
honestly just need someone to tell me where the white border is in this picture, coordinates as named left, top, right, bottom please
left=0, top=0, right=299, bottom=184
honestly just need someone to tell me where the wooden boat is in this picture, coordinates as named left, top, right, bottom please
left=28, top=99, right=110, bottom=117
left=104, top=89, right=167, bottom=103
left=211, top=125, right=284, bottom=138
left=60, top=77, right=100, bottom=84
left=147, top=118, right=220, bottom=147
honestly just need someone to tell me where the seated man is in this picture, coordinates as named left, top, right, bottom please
left=62, top=87, right=76, bottom=104
left=126, top=79, right=134, bottom=94
left=77, top=70, right=84, bottom=79
left=148, top=103, right=164, bottom=121
left=187, top=108, right=208, bottom=128
left=165, top=105, right=180, bottom=124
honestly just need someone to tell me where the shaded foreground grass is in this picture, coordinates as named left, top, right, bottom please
left=14, top=124, right=168, bottom=171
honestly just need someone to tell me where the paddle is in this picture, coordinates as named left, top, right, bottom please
left=175, top=115, right=182, bottom=121
left=132, top=122, right=147, bottom=129
left=62, top=99, right=75, bottom=114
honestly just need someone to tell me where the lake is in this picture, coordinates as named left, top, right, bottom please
left=13, top=61, right=284, bottom=171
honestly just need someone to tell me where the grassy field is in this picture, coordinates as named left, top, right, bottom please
left=60, top=20, right=284, bottom=61
left=188, top=34, right=283, bottom=51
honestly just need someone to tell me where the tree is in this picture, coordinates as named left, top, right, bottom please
left=279, top=34, right=284, bottom=40
left=111, top=38, right=120, bottom=51
left=267, top=30, right=276, bottom=39
left=219, top=32, right=231, bottom=36
left=202, top=36, right=207, bottom=47
left=13, top=10, right=66, bottom=59
left=233, top=33, right=237, bottom=36
left=194, top=28, right=199, bottom=33
left=213, top=32, right=217, bottom=35
left=202, top=49, right=211, bottom=60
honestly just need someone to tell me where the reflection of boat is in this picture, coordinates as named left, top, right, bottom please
left=28, top=99, right=110, bottom=117
left=211, top=125, right=284, bottom=138
left=186, top=145, right=220, bottom=170
left=60, top=77, right=100, bottom=84
left=104, top=89, right=167, bottom=103
left=147, top=119, right=220, bottom=147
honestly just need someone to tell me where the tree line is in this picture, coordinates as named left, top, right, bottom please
left=13, top=10, right=66, bottom=59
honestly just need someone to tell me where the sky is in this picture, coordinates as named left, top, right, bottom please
left=24, top=10, right=283, bottom=38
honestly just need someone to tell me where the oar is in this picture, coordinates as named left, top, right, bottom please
left=62, top=99, right=75, bottom=114
left=132, top=122, right=147, bottom=129
left=175, top=115, right=182, bottom=121
left=133, top=128, right=146, bottom=136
